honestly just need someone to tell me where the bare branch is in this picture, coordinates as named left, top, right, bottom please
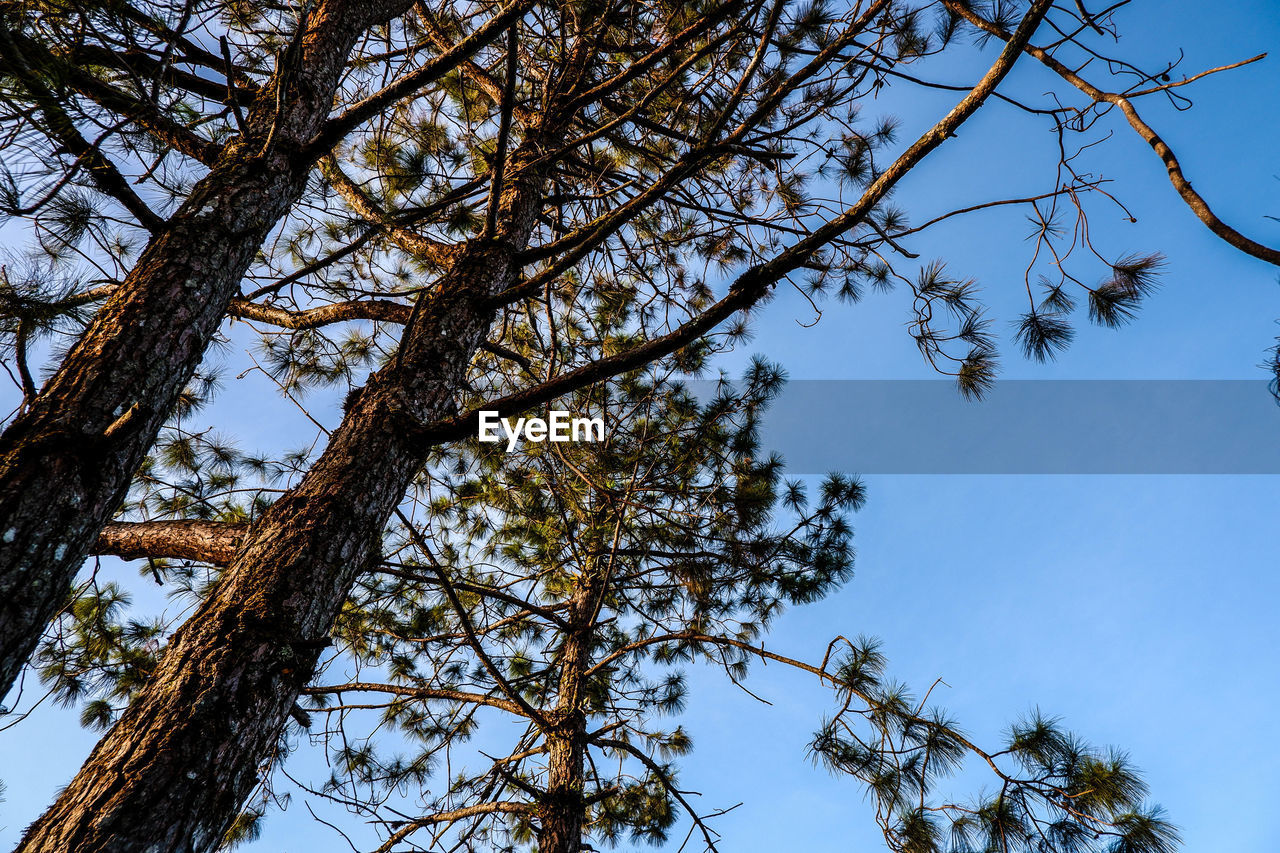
left=943, top=1, right=1280, bottom=267
left=302, top=681, right=531, bottom=717
left=308, top=0, right=536, bottom=156
left=94, top=520, right=246, bottom=564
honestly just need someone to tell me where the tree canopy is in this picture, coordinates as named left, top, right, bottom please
left=0, top=0, right=1277, bottom=851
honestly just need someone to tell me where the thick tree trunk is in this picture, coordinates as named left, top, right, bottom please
left=0, top=0, right=413, bottom=698
left=15, top=154, right=548, bottom=852
left=17, top=15, right=599, bottom=846
left=540, top=708, right=589, bottom=853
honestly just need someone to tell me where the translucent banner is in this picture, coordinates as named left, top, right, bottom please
left=735, top=380, right=1280, bottom=474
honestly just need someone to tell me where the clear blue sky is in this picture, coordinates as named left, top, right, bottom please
left=690, top=3, right=1280, bottom=849
left=2, top=2, right=1279, bottom=850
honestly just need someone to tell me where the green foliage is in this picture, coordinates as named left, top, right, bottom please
left=1267, top=334, right=1280, bottom=403
left=35, top=581, right=163, bottom=728
left=218, top=807, right=265, bottom=851
left=279, top=352, right=865, bottom=850
left=0, top=256, right=94, bottom=366
left=0, top=1, right=1192, bottom=850
left=813, top=701, right=1179, bottom=853
left=1015, top=311, right=1074, bottom=362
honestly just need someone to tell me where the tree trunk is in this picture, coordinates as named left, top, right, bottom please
left=0, top=0, right=414, bottom=698
left=15, top=151, right=549, bottom=852
left=537, top=566, right=603, bottom=853
left=17, top=18, right=601, bottom=848
left=540, top=707, right=589, bottom=853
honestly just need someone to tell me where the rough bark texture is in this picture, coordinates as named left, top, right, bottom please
left=538, top=589, right=594, bottom=853
left=95, top=521, right=247, bottom=565
left=1, top=1, right=1068, bottom=848
left=0, top=0, right=414, bottom=699
left=15, top=133, right=553, bottom=851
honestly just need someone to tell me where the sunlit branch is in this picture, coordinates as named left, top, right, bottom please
left=302, top=681, right=531, bottom=717
left=942, top=0, right=1280, bottom=268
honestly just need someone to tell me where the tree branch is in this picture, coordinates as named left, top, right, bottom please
left=0, top=26, right=164, bottom=231
left=942, top=0, right=1280, bottom=267
left=412, top=0, right=1054, bottom=445
left=483, top=25, right=520, bottom=238
left=394, top=508, right=551, bottom=727
left=32, top=282, right=415, bottom=330
left=302, top=681, right=531, bottom=717
left=94, top=520, right=246, bottom=564
left=593, top=736, right=725, bottom=852
left=7, top=30, right=222, bottom=165
left=229, top=296, right=413, bottom=329
left=322, top=158, right=458, bottom=264
left=67, top=43, right=258, bottom=104
left=308, top=0, right=535, bottom=156
left=372, top=802, right=531, bottom=853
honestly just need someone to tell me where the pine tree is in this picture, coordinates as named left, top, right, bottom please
left=33, top=347, right=1179, bottom=853
left=0, top=0, right=455, bottom=697
left=1, top=1, right=1276, bottom=851
left=292, top=361, right=1174, bottom=853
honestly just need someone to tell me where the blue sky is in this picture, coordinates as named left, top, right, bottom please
left=683, top=2, right=1280, bottom=849
left=3, top=2, right=1280, bottom=850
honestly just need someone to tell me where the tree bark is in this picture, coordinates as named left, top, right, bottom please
left=15, top=133, right=553, bottom=851
left=11, top=2, right=1061, bottom=847
left=0, top=0, right=416, bottom=698
left=537, top=590, right=594, bottom=853
left=95, top=521, right=247, bottom=565
left=539, top=712, right=589, bottom=853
